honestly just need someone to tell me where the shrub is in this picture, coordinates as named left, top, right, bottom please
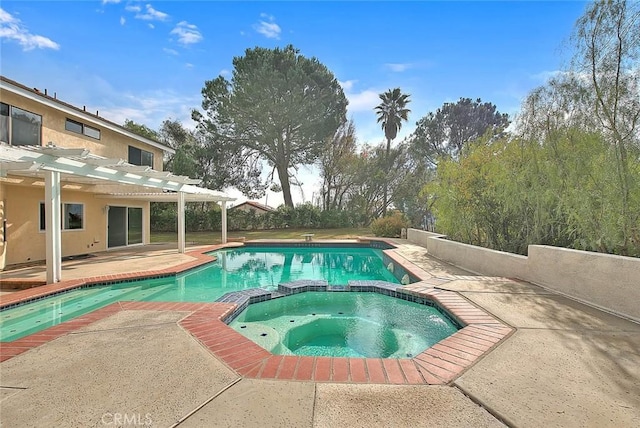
left=370, top=211, right=409, bottom=237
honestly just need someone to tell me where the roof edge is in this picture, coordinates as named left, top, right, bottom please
left=0, top=75, right=175, bottom=155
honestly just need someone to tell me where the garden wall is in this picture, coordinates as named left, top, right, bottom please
left=407, top=228, right=640, bottom=322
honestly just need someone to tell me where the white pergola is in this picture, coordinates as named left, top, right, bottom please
left=0, top=143, right=235, bottom=283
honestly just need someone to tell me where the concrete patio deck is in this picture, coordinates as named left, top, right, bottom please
left=1, top=240, right=638, bottom=427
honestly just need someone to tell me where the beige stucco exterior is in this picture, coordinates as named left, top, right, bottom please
left=0, top=90, right=164, bottom=171
left=1, top=78, right=169, bottom=269
left=2, top=183, right=150, bottom=266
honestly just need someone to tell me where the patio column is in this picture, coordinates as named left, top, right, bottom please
left=221, top=201, right=227, bottom=244
left=177, top=191, right=185, bottom=253
left=44, top=170, right=62, bottom=283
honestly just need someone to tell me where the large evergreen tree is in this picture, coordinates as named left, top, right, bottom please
left=193, top=45, right=348, bottom=207
left=411, top=97, right=510, bottom=167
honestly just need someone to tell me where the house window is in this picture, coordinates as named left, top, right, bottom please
left=83, top=125, right=100, bottom=139
left=39, top=203, right=84, bottom=231
left=65, top=119, right=83, bottom=134
left=128, top=146, right=154, bottom=167
left=65, top=118, right=101, bottom=139
left=0, top=103, right=9, bottom=144
left=0, top=102, right=42, bottom=146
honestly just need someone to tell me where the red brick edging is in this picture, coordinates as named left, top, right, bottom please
left=0, top=240, right=513, bottom=383
left=178, top=288, right=512, bottom=385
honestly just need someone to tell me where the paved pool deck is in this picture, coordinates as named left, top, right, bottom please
left=1, top=239, right=639, bottom=427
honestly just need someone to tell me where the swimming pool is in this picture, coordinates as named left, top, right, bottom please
left=0, top=246, right=402, bottom=342
left=229, top=292, right=459, bottom=358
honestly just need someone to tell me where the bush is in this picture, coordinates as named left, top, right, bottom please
left=370, top=211, right=409, bottom=237
left=151, top=201, right=364, bottom=232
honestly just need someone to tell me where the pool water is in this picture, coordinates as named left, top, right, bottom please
left=229, top=292, right=459, bottom=358
left=0, top=247, right=399, bottom=342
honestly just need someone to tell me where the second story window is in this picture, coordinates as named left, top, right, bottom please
left=128, top=145, right=154, bottom=168
left=65, top=118, right=101, bottom=140
left=0, top=102, right=42, bottom=146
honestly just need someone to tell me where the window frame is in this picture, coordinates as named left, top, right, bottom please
left=1, top=102, right=42, bottom=146
left=39, top=202, right=85, bottom=232
left=128, top=145, right=154, bottom=168
left=65, top=118, right=101, bottom=140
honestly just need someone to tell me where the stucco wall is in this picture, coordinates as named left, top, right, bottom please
left=406, top=229, right=444, bottom=250
left=425, top=235, right=528, bottom=278
left=527, top=245, right=640, bottom=322
left=407, top=228, right=640, bottom=322
left=0, top=90, right=164, bottom=170
left=2, top=183, right=149, bottom=267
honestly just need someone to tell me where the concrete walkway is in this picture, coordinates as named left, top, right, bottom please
left=0, top=243, right=207, bottom=286
left=1, top=240, right=639, bottom=427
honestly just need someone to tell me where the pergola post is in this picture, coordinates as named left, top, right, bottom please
left=221, top=201, right=227, bottom=244
left=44, top=170, right=62, bottom=283
left=177, top=191, right=185, bottom=253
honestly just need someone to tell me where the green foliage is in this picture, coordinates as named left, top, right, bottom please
left=370, top=211, right=409, bottom=238
left=193, top=45, right=348, bottom=206
left=319, top=119, right=359, bottom=211
left=123, top=119, right=160, bottom=141
left=375, top=88, right=411, bottom=143
left=410, top=97, right=510, bottom=167
left=150, top=202, right=360, bottom=232
left=429, top=129, right=640, bottom=256
left=426, top=1, right=639, bottom=257
left=374, top=88, right=411, bottom=215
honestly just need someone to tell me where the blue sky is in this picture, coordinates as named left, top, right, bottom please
left=1, top=0, right=588, bottom=207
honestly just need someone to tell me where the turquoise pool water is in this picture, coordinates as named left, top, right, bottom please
left=229, top=292, right=459, bottom=358
left=0, top=247, right=399, bottom=342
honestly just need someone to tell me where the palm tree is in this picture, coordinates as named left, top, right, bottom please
left=374, top=88, right=411, bottom=215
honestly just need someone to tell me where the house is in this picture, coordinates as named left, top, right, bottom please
left=230, top=201, right=274, bottom=215
left=0, top=76, right=234, bottom=283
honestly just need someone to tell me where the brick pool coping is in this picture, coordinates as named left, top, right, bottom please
left=0, top=239, right=513, bottom=384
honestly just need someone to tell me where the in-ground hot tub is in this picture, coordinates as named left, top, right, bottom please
left=229, top=291, right=460, bottom=358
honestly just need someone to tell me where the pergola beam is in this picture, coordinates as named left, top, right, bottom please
left=1, top=144, right=235, bottom=283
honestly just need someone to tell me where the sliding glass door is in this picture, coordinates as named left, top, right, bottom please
left=107, top=206, right=143, bottom=248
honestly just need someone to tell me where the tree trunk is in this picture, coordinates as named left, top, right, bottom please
left=383, top=137, right=391, bottom=216
left=276, top=163, right=294, bottom=207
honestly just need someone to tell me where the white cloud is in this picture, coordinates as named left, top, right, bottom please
left=338, top=79, right=382, bottom=113
left=163, top=47, right=178, bottom=56
left=220, top=69, right=231, bottom=78
left=125, top=5, right=141, bottom=13
left=148, top=23, right=154, bottom=29
left=346, top=89, right=380, bottom=112
left=102, top=0, right=121, bottom=4
left=0, top=8, right=60, bottom=51
left=253, top=14, right=281, bottom=39
left=185, top=63, right=194, bottom=69
left=170, top=21, right=203, bottom=45
left=530, top=70, right=563, bottom=82
left=385, top=63, right=412, bottom=72
left=135, top=4, right=169, bottom=21
left=97, top=88, right=201, bottom=131
left=339, top=79, right=357, bottom=91
left=119, top=16, right=125, bottom=26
